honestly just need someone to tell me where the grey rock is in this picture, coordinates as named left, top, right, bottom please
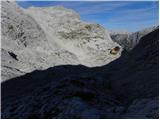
left=1, top=1, right=121, bottom=81
left=1, top=1, right=159, bottom=119
left=110, top=26, right=158, bottom=51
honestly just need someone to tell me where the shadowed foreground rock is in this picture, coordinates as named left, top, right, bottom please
left=1, top=28, right=159, bottom=118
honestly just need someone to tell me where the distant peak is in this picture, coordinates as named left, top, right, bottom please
left=109, top=29, right=131, bottom=35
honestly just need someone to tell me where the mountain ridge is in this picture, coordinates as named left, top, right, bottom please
left=1, top=1, right=159, bottom=119
left=2, top=28, right=159, bottom=118
left=1, top=1, right=122, bottom=81
left=110, top=26, right=158, bottom=51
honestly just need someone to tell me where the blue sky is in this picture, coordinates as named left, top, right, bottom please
left=16, top=1, right=159, bottom=32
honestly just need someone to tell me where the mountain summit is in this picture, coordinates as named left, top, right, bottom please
left=2, top=1, right=121, bottom=81
left=1, top=1, right=159, bottom=119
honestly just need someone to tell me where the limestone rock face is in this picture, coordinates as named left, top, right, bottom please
left=1, top=1, right=158, bottom=119
left=1, top=1, right=121, bottom=81
left=110, top=26, right=158, bottom=51
left=25, top=6, right=121, bottom=66
left=2, top=28, right=159, bottom=119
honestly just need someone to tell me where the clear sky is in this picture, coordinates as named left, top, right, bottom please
left=16, top=1, right=159, bottom=32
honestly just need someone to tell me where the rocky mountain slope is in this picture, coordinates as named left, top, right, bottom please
left=1, top=1, right=159, bottom=119
left=110, top=26, right=158, bottom=51
left=2, top=27, right=159, bottom=119
left=1, top=1, right=121, bottom=81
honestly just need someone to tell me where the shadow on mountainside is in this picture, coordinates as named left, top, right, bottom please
left=1, top=28, right=159, bottom=119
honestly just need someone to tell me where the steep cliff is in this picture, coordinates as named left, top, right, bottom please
left=1, top=1, right=121, bottom=81
left=110, top=26, right=158, bottom=51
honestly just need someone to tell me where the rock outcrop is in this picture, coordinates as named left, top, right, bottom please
left=1, top=1, right=121, bottom=81
left=110, top=28, right=159, bottom=102
left=110, top=26, right=158, bottom=51
left=1, top=1, right=158, bottom=119
left=1, top=27, right=159, bottom=118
